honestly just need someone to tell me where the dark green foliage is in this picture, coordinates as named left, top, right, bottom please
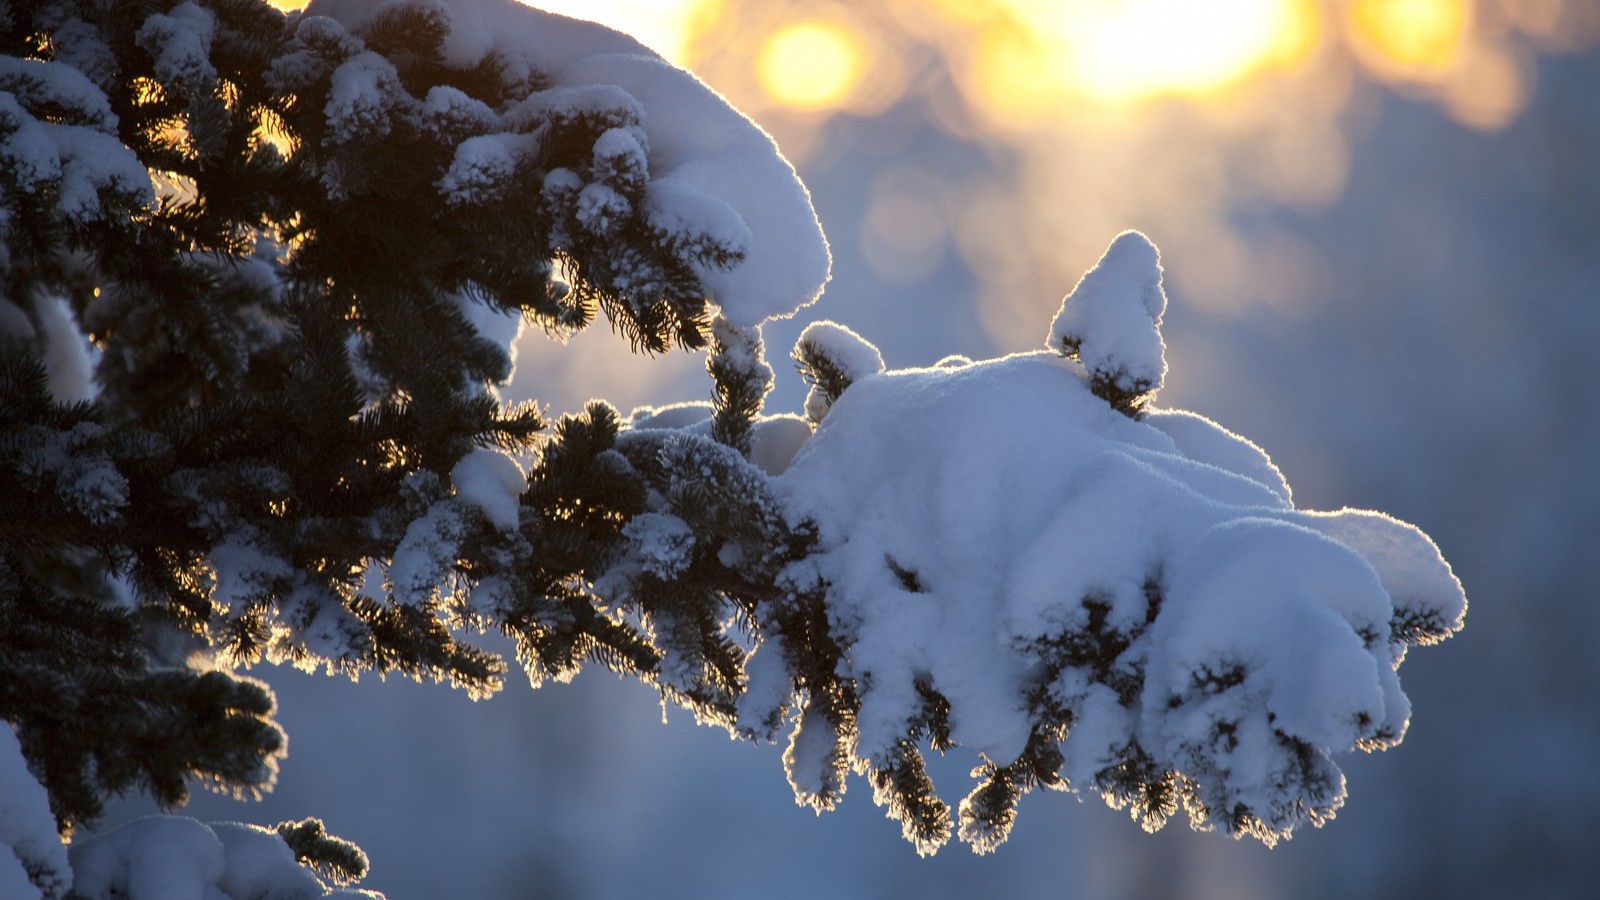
left=706, top=318, right=771, bottom=458
left=1027, top=586, right=1161, bottom=712
left=347, top=593, right=506, bottom=696
left=0, top=353, right=285, bottom=835
left=1087, top=370, right=1157, bottom=418
left=0, top=0, right=736, bottom=860
left=958, top=763, right=1021, bottom=854
left=1095, top=743, right=1187, bottom=833
left=790, top=324, right=883, bottom=426
left=498, top=402, right=657, bottom=687
left=0, top=577, right=285, bottom=835
left=914, top=677, right=953, bottom=753
left=956, top=731, right=1067, bottom=854
left=603, top=426, right=797, bottom=724
left=1389, top=602, right=1459, bottom=647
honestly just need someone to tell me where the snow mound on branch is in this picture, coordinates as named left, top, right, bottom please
left=310, top=0, right=830, bottom=327
left=68, top=816, right=381, bottom=900
left=451, top=447, right=525, bottom=532
left=135, top=2, right=217, bottom=89
left=1144, top=408, right=1290, bottom=504
left=774, top=348, right=1464, bottom=832
left=795, top=321, right=885, bottom=383
left=0, top=58, right=153, bottom=223
left=625, top=402, right=813, bottom=476
left=794, top=320, right=885, bottom=424
left=1048, top=230, right=1168, bottom=398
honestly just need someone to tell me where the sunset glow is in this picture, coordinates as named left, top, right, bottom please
left=756, top=20, right=868, bottom=110
left=527, top=0, right=718, bottom=63
left=246, top=0, right=1597, bottom=346
left=992, top=0, right=1320, bottom=104
left=277, top=0, right=1579, bottom=132
left=1350, top=0, right=1470, bottom=71
left=520, top=0, right=1326, bottom=110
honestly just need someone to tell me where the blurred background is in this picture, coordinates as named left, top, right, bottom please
left=109, top=1, right=1600, bottom=896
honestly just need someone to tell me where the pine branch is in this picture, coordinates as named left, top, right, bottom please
left=276, top=817, right=370, bottom=887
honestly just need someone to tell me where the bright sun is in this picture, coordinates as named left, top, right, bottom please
left=1006, top=0, right=1319, bottom=103
left=1350, top=0, right=1471, bottom=71
left=756, top=20, right=867, bottom=110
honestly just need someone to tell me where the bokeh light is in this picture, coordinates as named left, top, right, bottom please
left=245, top=0, right=1581, bottom=403
left=960, top=0, right=1321, bottom=105
left=514, top=0, right=721, bottom=63
left=756, top=20, right=868, bottom=109
left=1352, top=0, right=1471, bottom=69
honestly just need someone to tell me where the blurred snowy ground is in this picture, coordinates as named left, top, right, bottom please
left=104, top=4, right=1600, bottom=898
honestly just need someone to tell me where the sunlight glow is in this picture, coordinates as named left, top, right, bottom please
left=1350, top=0, right=1471, bottom=70
left=1051, top=0, right=1318, bottom=102
left=527, top=0, right=718, bottom=64
left=271, top=1, right=713, bottom=65
left=272, top=0, right=1591, bottom=135
left=756, top=20, right=867, bottom=110
left=953, top=0, right=1320, bottom=111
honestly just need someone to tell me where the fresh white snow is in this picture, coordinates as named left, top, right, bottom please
left=450, top=447, right=527, bottom=533
left=67, top=815, right=386, bottom=900
left=770, top=332, right=1462, bottom=833
left=1048, top=230, right=1168, bottom=396
left=794, top=320, right=885, bottom=423
left=0, top=57, right=152, bottom=222
left=134, top=2, right=216, bottom=90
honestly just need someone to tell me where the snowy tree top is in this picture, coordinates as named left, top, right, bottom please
left=1048, top=230, right=1169, bottom=413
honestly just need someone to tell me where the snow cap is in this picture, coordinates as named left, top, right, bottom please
left=794, top=320, right=885, bottom=424
left=1048, top=230, right=1168, bottom=397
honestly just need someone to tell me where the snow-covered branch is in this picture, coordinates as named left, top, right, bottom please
left=594, top=232, right=1464, bottom=854
left=0, top=0, right=1463, bottom=893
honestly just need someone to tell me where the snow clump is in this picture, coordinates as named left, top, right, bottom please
left=764, top=231, right=1464, bottom=847
left=1048, top=230, right=1168, bottom=412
